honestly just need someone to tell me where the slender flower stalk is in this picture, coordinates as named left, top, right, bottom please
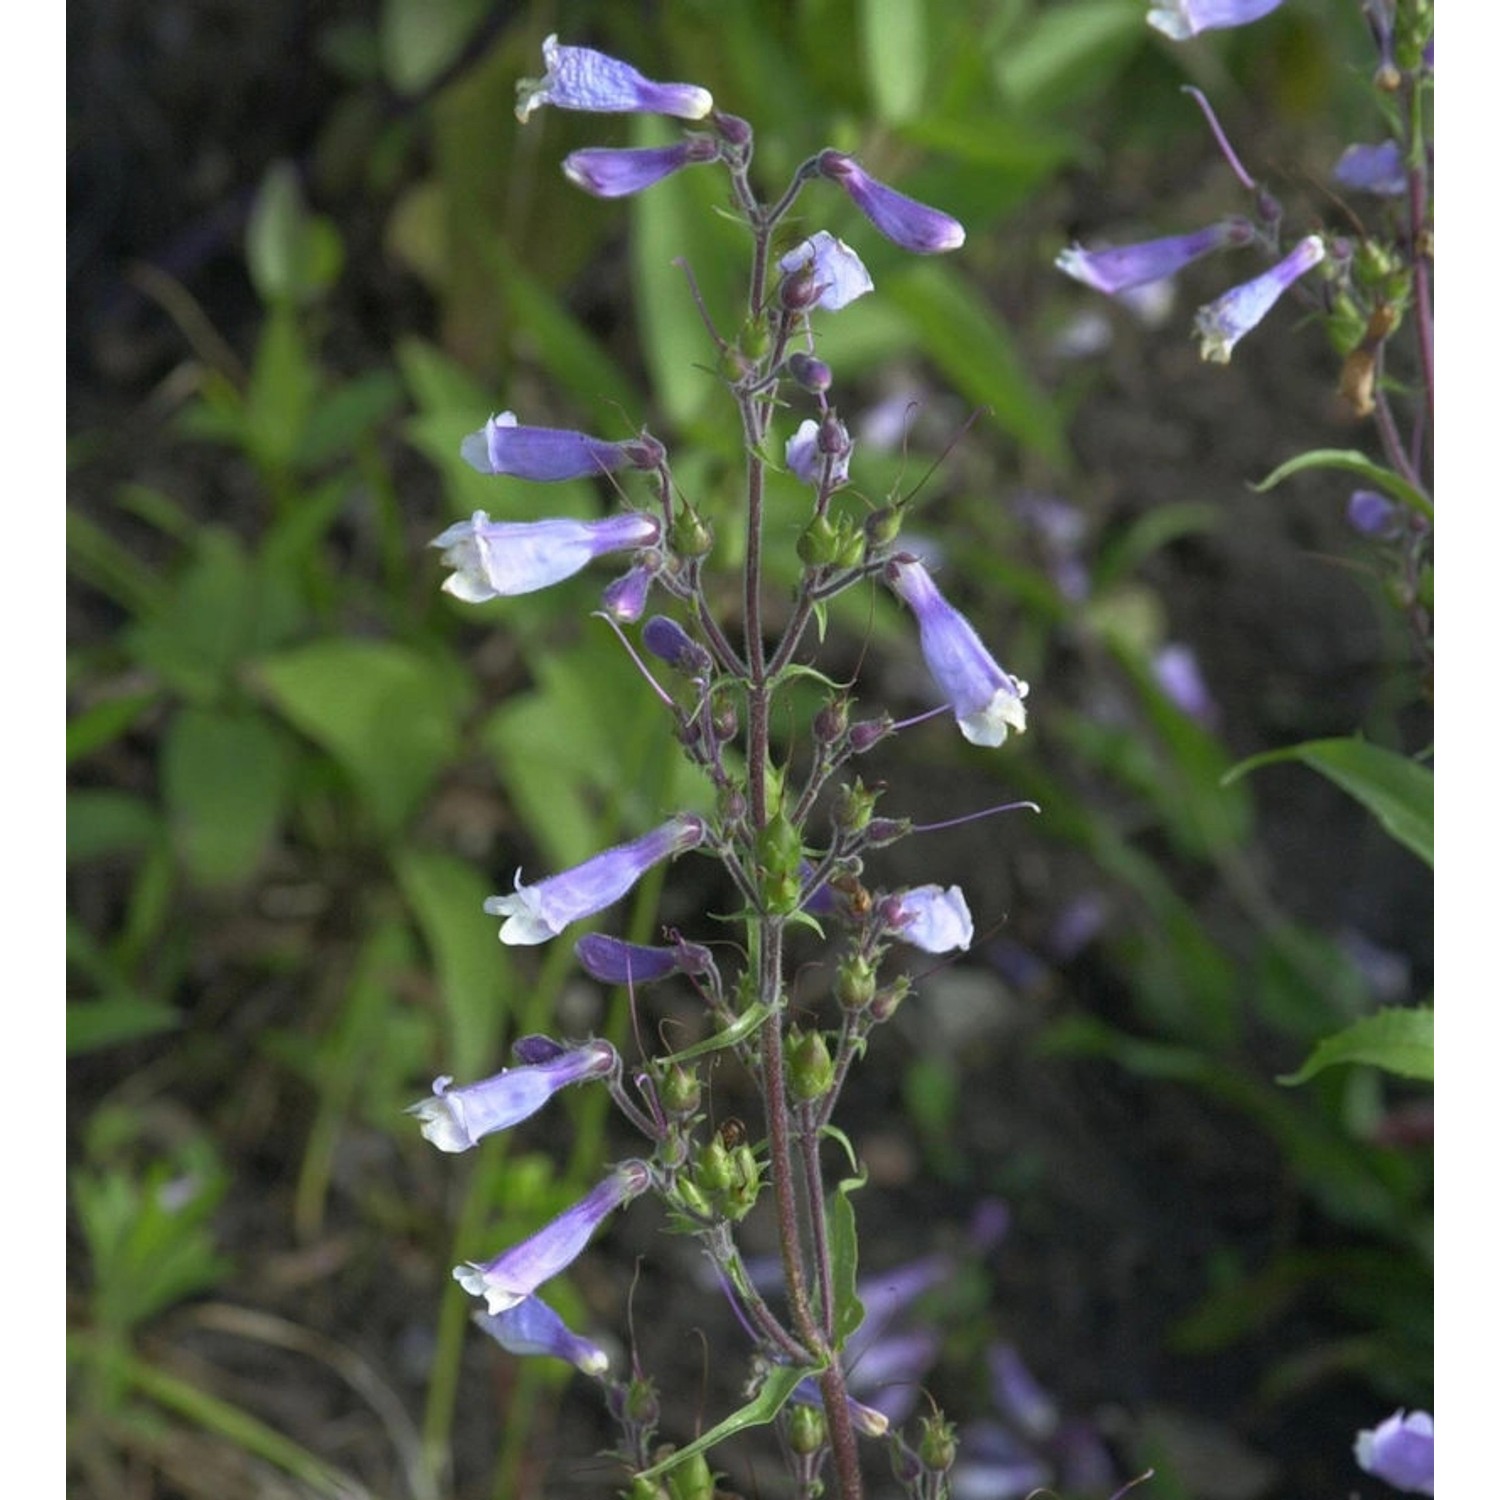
left=407, top=1039, right=617, bottom=1152
left=485, top=815, right=706, bottom=945
left=886, top=556, right=1029, bottom=747
left=432, top=511, right=660, bottom=602
left=815, top=151, right=966, bottom=254
left=1194, top=234, right=1326, bottom=363
left=472, top=1298, right=611, bottom=1377
left=516, top=35, right=713, bottom=122
left=454, top=1161, right=652, bottom=1315
left=1056, top=219, right=1252, bottom=294
left=460, top=411, right=661, bottom=480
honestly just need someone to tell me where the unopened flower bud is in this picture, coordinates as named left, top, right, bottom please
left=849, top=715, right=893, bottom=753
left=708, top=687, right=738, bottom=741
left=786, top=352, right=833, bottom=393
left=917, top=1414, right=958, bottom=1473
left=660, top=1063, right=702, bottom=1116
left=789, top=1401, right=828, bottom=1455
left=864, top=504, right=904, bottom=551
left=723, top=1143, right=761, bottom=1219
left=798, top=513, right=843, bottom=567
left=787, top=1027, right=835, bottom=1102
left=836, top=954, right=877, bottom=1012
left=863, top=816, right=910, bottom=848
left=695, top=1138, right=735, bottom=1194
left=670, top=509, right=714, bottom=558
left=674, top=1176, right=712, bottom=1219
left=870, top=975, right=910, bottom=1023
left=714, top=111, right=752, bottom=147
left=815, top=696, right=850, bottom=745
left=832, top=779, right=879, bottom=835
left=643, top=616, right=712, bottom=676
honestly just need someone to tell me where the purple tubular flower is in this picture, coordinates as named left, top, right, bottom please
left=574, top=932, right=713, bottom=985
left=885, top=885, right=974, bottom=953
left=485, top=815, right=706, bottom=946
left=778, top=231, right=874, bottom=311
left=460, top=411, right=660, bottom=481
left=1194, top=234, right=1325, bottom=363
left=1056, top=219, right=1252, bottom=295
left=473, top=1297, right=610, bottom=1377
left=1354, top=1410, right=1434, bottom=1496
left=601, top=561, right=656, bottom=622
left=1333, top=141, right=1406, bottom=197
left=1146, top=0, right=1285, bottom=39
left=408, top=1039, right=617, bottom=1152
left=1347, top=488, right=1402, bottom=538
left=432, top=510, right=660, bottom=602
left=987, top=1344, right=1059, bottom=1441
left=642, top=615, right=713, bottom=676
left=853, top=1254, right=952, bottom=1353
left=886, top=556, right=1029, bottom=746
left=454, top=1160, right=652, bottom=1315
left=786, top=418, right=852, bottom=487
left=850, top=1329, right=942, bottom=1423
left=515, top=35, right=713, bottom=123
left=1152, top=642, right=1217, bottom=726
left=815, top=151, right=966, bottom=255
left=563, top=138, right=718, bottom=199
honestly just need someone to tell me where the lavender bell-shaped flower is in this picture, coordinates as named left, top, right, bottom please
left=786, top=417, right=852, bottom=488
left=455, top=1160, right=652, bottom=1315
left=884, top=885, right=974, bottom=953
left=575, top=932, right=713, bottom=985
left=815, top=151, right=965, bottom=255
left=408, top=1039, right=617, bottom=1153
left=886, top=556, right=1029, bottom=747
left=1354, top=1410, right=1434, bottom=1496
left=473, top=1297, right=610, bottom=1377
left=460, top=411, right=661, bottom=481
left=516, top=35, right=713, bottom=123
left=1056, top=219, right=1253, bottom=295
left=778, top=231, right=874, bottom=311
left=1333, top=141, right=1406, bottom=197
left=563, top=138, right=719, bottom=199
left=433, top=511, right=660, bottom=602
left=1194, top=234, right=1326, bottom=363
left=1146, top=0, right=1285, bottom=40
left=486, top=815, right=706, bottom=945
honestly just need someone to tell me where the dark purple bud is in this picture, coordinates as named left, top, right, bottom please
left=815, top=150, right=965, bottom=255
left=642, top=615, right=713, bottom=676
left=848, top=715, right=893, bottom=753
left=713, top=111, right=752, bottom=147
left=786, top=352, right=833, bottom=393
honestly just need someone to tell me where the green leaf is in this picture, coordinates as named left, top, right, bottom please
left=1223, top=737, right=1432, bottom=867
left=993, top=0, right=1144, bottom=115
left=161, top=707, right=290, bottom=885
left=657, top=1001, right=775, bottom=1065
left=244, top=307, right=319, bottom=470
left=860, top=0, right=926, bottom=122
left=378, top=0, right=488, bottom=96
left=1251, top=448, right=1432, bottom=519
left=253, top=639, right=468, bottom=836
left=633, top=1364, right=807, bottom=1483
left=67, top=790, right=161, bottom=863
left=245, top=162, right=343, bottom=308
left=1280, top=1007, right=1434, bottom=1085
left=67, top=997, right=181, bottom=1054
left=829, top=1177, right=865, bottom=1346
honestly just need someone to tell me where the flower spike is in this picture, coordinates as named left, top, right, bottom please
left=1194, top=234, right=1325, bottom=363
left=407, top=1039, right=617, bottom=1153
left=432, top=511, right=660, bottom=602
left=815, top=151, right=965, bottom=255
left=886, top=556, right=1028, bottom=747
left=485, top=815, right=707, bottom=945
left=454, top=1160, right=652, bottom=1314
left=517, top=35, right=713, bottom=122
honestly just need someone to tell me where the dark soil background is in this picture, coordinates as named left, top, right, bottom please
left=68, top=4, right=1433, bottom=1498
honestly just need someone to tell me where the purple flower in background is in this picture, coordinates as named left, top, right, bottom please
left=778, top=231, right=874, bottom=311
left=1147, top=0, right=1285, bottom=40
left=1194, top=234, right=1325, bottom=363
left=1346, top=489, right=1403, bottom=538
left=408, top=1039, right=617, bottom=1152
left=1354, top=1410, right=1434, bottom=1495
left=473, top=1297, right=610, bottom=1377
left=950, top=1421, right=1052, bottom=1500
left=1333, top=140, right=1406, bottom=197
left=460, top=411, right=660, bottom=481
left=786, top=418, right=853, bottom=488
left=574, top=932, right=713, bottom=985
left=886, top=556, right=1029, bottom=746
left=885, top=885, right=974, bottom=953
left=563, top=138, right=718, bottom=199
left=1056, top=218, right=1253, bottom=294
left=486, top=816, right=706, bottom=946
left=432, top=511, right=660, bottom=602
left=1152, top=642, right=1217, bottom=726
left=454, top=1160, right=652, bottom=1314
left=516, top=35, right=713, bottom=123
left=816, top=151, right=966, bottom=255
left=988, top=1344, right=1059, bottom=1442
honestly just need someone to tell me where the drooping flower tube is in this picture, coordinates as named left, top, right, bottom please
left=778, top=231, right=874, bottom=311
left=454, top=1160, right=652, bottom=1315
left=407, top=1038, right=617, bottom=1153
left=485, top=815, right=707, bottom=946
left=574, top=932, right=714, bottom=986
left=642, top=615, right=713, bottom=676
left=516, top=35, right=713, bottom=123
left=1194, top=235, right=1325, bottom=363
left=1332, top=140, right=1406, bottom=197
left=563, top=137, right=719, bottom=199
left=786, top=417, right=852, bottom=488
left=814, top=151, right=966, bottom=255
left=432, top=511, right=660, bottom=603
left=600, top=559, right=657, bottom=622
left=473, top=1298, right=610, bottom=1377
left=460, top=411, right=662, bottom=481
left=1146, top=0, right=1285, bottom=40
left=886, top=556, right=1029, bottom=747
left=1056, top=219, right=1253, bottom=295
left=883, top=885, right=974, bottom=953
left=1354, top=1410, right=1434, bottom=1496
